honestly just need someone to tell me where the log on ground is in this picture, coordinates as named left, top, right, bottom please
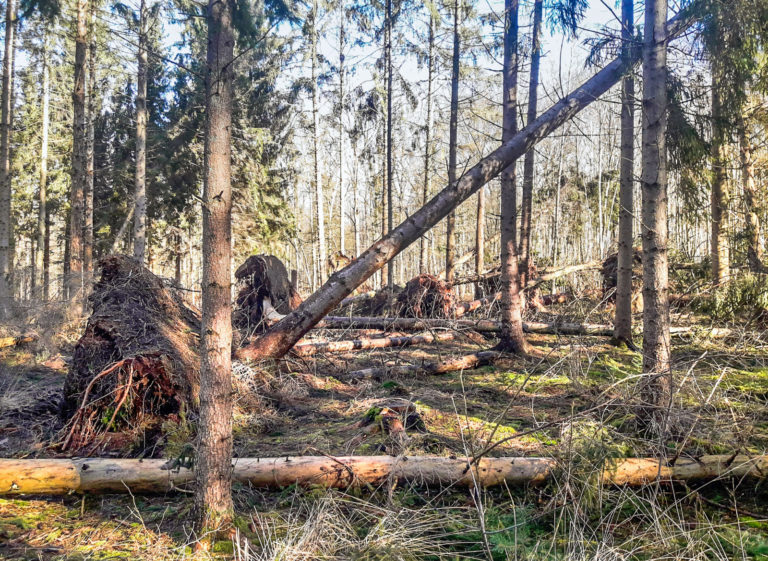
left=1, top=454, right=766, bottom=495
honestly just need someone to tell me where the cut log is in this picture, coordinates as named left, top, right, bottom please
left=453, top=292, right=501, bottom=318
left=1, top=453, right=765, bottom=495
left=245, top=9, right=697, bottom=361
left=284, top=331, right=459, bottom=358
left=0, top=333, right=38, bottom=349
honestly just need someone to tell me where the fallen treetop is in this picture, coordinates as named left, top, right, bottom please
left=1, top=453, right=765, bottom=495
left=249, top=8, right=697, bottom=360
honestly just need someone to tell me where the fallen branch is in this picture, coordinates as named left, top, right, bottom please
left=1, top=454, right=765, bottom=495
left=0, top=333, right=38, bottom=349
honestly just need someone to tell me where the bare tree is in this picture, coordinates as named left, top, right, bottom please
left=311, top=0, right=326, bottom=284
left=739, top=113, right=762, bottom=272
left=710, top=58, right=729, bottom=286
left=419, top=12, right=435, bottom=274
left=385, top=0, right=394, bottom=286
left=640, top=0, right=671, bottom=409
left=194, top=0, right=234, bottom=542
left=84, top=9, right=96, bottom=286
left=614, top=0, right=635, bottom=345
left=37, top=33, right=51, bottom=301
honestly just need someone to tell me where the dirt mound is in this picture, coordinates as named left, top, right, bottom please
left=234, top=255, right=302, bottom=333
left=394, top=274, right=454, bottom=319
left=60, top=255, right=201, bottom=455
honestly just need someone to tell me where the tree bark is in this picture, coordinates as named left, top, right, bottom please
left=738, top=115, right=762, bottom=272
left=444, top=0, right=461, bottom=284
left=311, top=0, right=327, bottom=285
left=419, top=14, right=435, bottom=274
left=0, top=0, right=15, bottom=317
left=83, top=14, right=95, bottom=288
left=4, top=454, right=764, bottom=495
left=518, top=0, right=543, bottom=286
left=245, top=9, right=694, bottom=362
left=196, top=0, right=235, bottom=539
left=133, top=0, right=148, bottom=264
left=710, top=60, right=729, bottom=286
left=640, top=0, right=671, bottom=409
left=68, top=0, right=88, bottom=311
left=338, top=11, right=345, bottom=256
left=614, top=0, right=635, bottom=344
left=498, top=0, right=527, bottom=353
left=475, top=187, right=485, bottom=299
left=385, top=0, right=394, bottom=287
left=38, top=35, right=51, bottom=301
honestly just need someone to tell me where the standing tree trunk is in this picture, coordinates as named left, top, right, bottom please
left=445, top=0, right=460, bottom=284
left=83, top=14, right=95, bottom=288
left=385, top=0, right=394, bottom=287
left=518, top=0, right=543, bottom=286
left=69, top=0, right=88, bottom=310
left=133, top=0, right=148, bottom=264
left=37, top=35, right=51, bottom=301
left=0, top=0, right=15, bottom=317
left=474, top=187, right=485, bottom=298
left=311, top=1, right=326, bottom=285
left=739, top=115, right=762, bottom=272
left=338, top=10, right=345, bottom=256
left=710, top=62, right=729, bottom=286
left=614, top=0, right=635, bottom=345
left=195, top=0, right=234, bottom=542
left=498, top=0, right=527, bottom=353
left=419, top=14, right=435, bottom=274
left=245, top=9, right=694, bottom=362
left=640, top=0, right=671, bottom=410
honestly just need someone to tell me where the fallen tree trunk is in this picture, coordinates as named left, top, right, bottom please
left=0, top=333, right=38, bottom=349
left=244, top=9, right=696, bottom=361
left=1, top=453, right=764, bottom=495
left=453, top=292, right=501, bottom=317
left=339, top=291, right=377, bottom=307
left=346, top=350, right=503, bottom=379
left=282, top=331, right=459, bottom=358
left=526, top=259, right=603, bottom=290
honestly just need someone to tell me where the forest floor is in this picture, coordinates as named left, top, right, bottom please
left=2, top=295, right=768, bottom=559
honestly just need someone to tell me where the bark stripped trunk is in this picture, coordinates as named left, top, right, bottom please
left=498, top=0, right=527, bottom=353
left=640, top=0, right=671, bottom=409
left=518, top=0, right=543, bottom=286
left=244, top=9, right=694, bottom=362
left=0, top=0, right=15, bottom=317
left=739, top=115, right=762, bottom=272
left=710, top=61, right=729, bottom=286
left=38, top=35, right=51, bottom=301
left=195, top=0, right=234, bottom=540
left=83, top=15, right=95, bottom=289
left=68, top=0, right=88, bottom=311
left=444, top=0, right=460, bottom=284
left=419, top=14, right=435, bottom=274
left=311, top=0, right=326, bottom=285
left=614, top=0, right=635, bottom=344
left=133, top=0, right=148, bottom=264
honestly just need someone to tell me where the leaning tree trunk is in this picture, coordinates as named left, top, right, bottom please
left=614, top=0, right=635, bottom=344
left=133, top=0, right=148, bottom=264
left=640, top=0, right=671, bottom=410
left=68, top=0, right=88, bottom=311
left=37, top=34, right=51, bottom=301
left=498, top=0, right=527, bottom=353
left=444, top=0, right=461, bottom=284
left=0, top=0, right=15, bottom=318
left=710, top=61, right=729, bottom=286
left=196, top=0, right=235, bottom=541
left=518, top=0, right=543, bottom=287
left=739, top=114, right=762, bottom=272
left=419, top=14, right=435, bottom=274
left=244, top=8, right=695, bottom=362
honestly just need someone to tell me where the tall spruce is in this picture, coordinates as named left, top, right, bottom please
left=0, top=0, right=15, bottom=317
left=444, top=0, right=460, bottom=284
